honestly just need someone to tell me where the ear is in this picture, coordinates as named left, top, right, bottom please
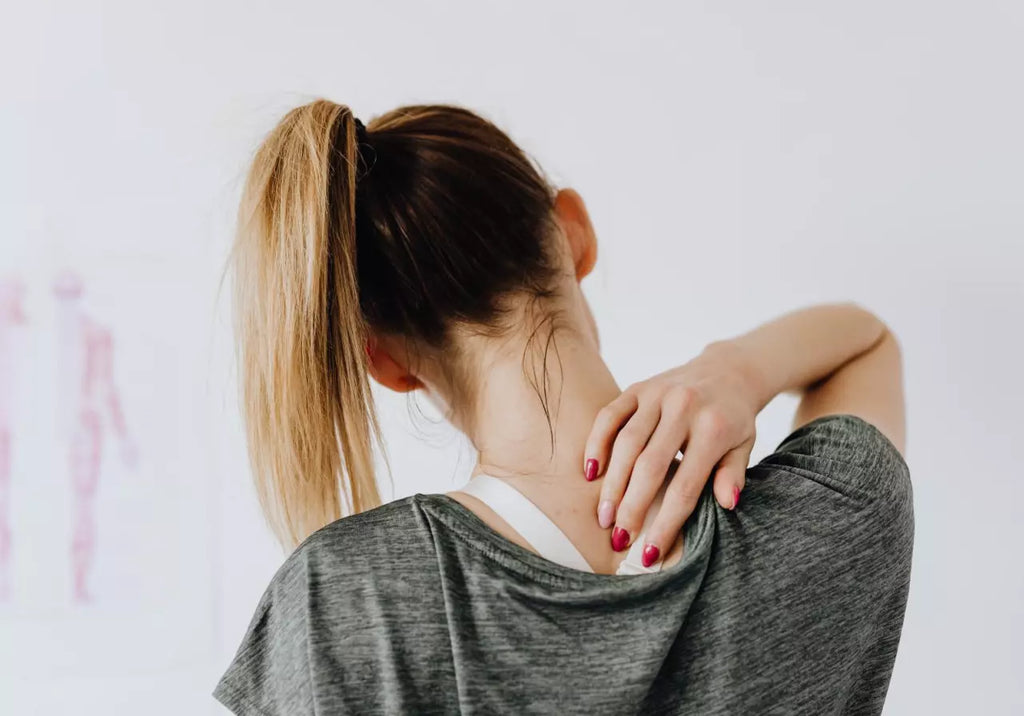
left=553, top=187, right=598, bottom=281
left=364, top=333, right=424, bottom=393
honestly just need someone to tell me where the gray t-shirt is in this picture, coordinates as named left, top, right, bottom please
left=214, top=414, right=914, bottom=715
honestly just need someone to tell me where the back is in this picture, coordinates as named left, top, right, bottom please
left=214, top=414, right=913, bottom=715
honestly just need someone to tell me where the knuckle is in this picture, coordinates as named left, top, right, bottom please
left=596, top=405, right=626, bottom=432
left=594, top=404, right=618, bottom=428
left=680, top=485, right=704, bottom=505
left=699, top=408, right=730, bottom=441
left=603, top=463, right=632, bottom=491
left=616, top=424, right=646, bottom=451
left=672, top=385, right=699, bottom=411
left=600, top=475, right=627, bottom=501
left=662, top=386, right=689, bottom=414
left=631, top=453, right=660, bottom=480
left=669, top=480, right=704, bottom=507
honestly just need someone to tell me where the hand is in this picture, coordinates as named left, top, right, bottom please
left=583, top=340, right=763, bottom=565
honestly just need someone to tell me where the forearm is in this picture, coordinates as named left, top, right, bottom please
left=715, top=302, right=889, bottom=413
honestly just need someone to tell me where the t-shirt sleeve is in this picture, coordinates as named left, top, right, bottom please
left=754, top=413, right=912, bottom=511
left=213, top=553, right=315, bottom=715
left=738, top=414, right=914, bottom=708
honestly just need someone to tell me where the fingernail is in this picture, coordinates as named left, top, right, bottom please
left=732, top=486, right=741, bottom=510
left=611, top=526, right=630, bottom=552
left=598, top=500, right=615, bottom=529
left=584, top=458, right=599, bottom=482
left=641, top=543, right=660, bottom=568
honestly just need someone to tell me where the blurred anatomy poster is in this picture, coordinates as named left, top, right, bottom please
left=0, top=256, right=216, bottom=682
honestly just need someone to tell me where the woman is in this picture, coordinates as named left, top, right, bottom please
left=214, top=99, right=913, bottom=714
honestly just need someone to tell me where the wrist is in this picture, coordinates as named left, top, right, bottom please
left=704, top=339, right=773, bottom=414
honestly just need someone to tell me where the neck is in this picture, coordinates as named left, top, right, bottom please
left=465, top=331, right=621, bottom=485
left=448, top=330, right=662, bottom=574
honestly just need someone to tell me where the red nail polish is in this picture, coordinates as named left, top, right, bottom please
left=611, top=526, right=630, bottom=552
left=641, top=543, right=660, bottom=568
left=733, top=486, right=741, bottom=510
left=584, top=458, right=598, bottom=481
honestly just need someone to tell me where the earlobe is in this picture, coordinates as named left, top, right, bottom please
left=365, top=336, right=423, bottom=393
left=576, top=230, right=597, bottom=281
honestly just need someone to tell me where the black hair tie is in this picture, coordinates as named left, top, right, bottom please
left=353, top=117, right=368, bottom=145
left=351, top=116, right=376, bottom=181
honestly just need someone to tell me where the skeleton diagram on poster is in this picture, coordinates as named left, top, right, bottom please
left=53, top=271, right=139, bottom=603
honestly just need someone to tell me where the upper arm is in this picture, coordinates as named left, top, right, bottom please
left=793, top=326, right=906, bottom=457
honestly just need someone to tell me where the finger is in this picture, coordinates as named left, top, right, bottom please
left=583, top=391, right=639, bottom=482
left=596, top=404, right=660, bottom=529
left=612, top=404, right=693, bottom=548
left=712, top=439, right=752, bottom=511
left=641, top=416, right=729, bottom=561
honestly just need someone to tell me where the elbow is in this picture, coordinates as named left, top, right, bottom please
left=844, top=302, right=900, bottom=356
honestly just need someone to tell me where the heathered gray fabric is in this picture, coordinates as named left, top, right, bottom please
left=214, top=414, right=914, bottom=715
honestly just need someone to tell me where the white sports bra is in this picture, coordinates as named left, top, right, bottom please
left=458, top=473, right=680, bottom=575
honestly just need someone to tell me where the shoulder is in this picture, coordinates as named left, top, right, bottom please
left=735, top=414, right=915, bottom=600
left=747, top=413, right=915, bottom=561
left=755, top=413, right=912, bottom=509
left=251, top=493, right=441, bottom=620
left=213, top=495, right=429, bottom=715
left=238, top=495, right=421, bottom=599
left=288, top=493, right=426, bottom=570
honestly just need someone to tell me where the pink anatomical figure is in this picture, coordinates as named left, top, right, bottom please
left=0, top=278, right=28, bottom=602
left=53, top=272, right=138, bottom=604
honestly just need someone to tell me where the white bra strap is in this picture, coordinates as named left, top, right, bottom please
left=459, top=474, right=595, bottom=573
left=616, top=488, right=671, bottom=575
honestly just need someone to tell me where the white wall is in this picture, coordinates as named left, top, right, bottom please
left=1, top=2, right=1021, bottom=713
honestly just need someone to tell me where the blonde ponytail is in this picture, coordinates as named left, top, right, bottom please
left=229, top=99, right=565, bottom=549
left=230, top=99, right=384, bottom=549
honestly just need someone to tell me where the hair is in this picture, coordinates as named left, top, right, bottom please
left=229, top=99, right=566, bottom=549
